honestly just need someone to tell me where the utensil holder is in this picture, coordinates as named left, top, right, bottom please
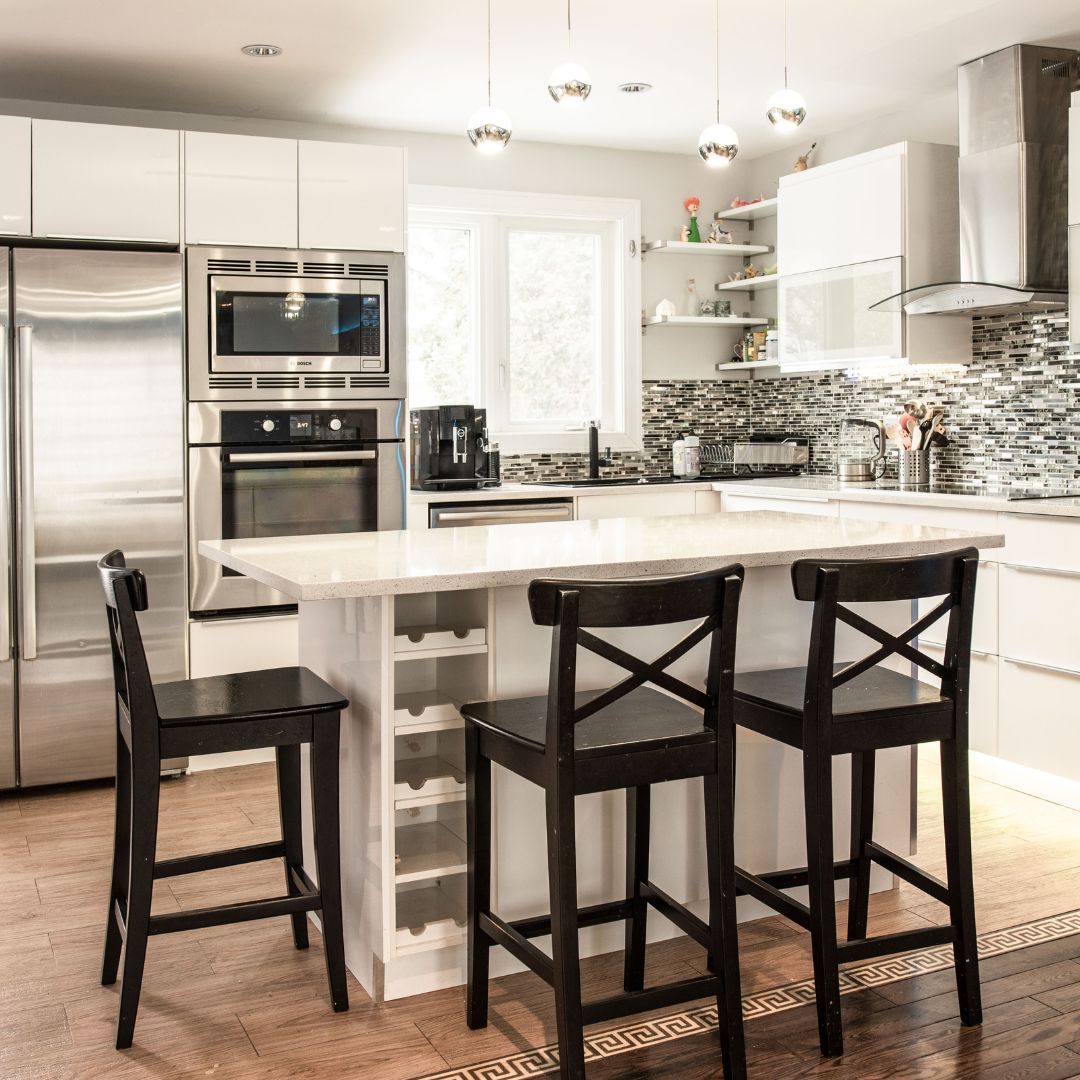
left=898, top=449, right=931, bottom=487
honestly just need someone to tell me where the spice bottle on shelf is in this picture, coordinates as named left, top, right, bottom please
left=672, top=432, right=687, bottom=477
left=684, top=432, right=701, bottom=479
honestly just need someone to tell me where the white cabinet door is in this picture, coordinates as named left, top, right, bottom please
left=779, top=149, right=904, bottom=275
left=298, top=141, right=405, bottom=251
left=1070, top=92, right=1080, bottom=226
left=917, top=559, right=998, bottom=655
left=1003, top=513, right=1080, bottom=572
left=0, top=116, right=30, bottom=236
left=188, top=615, right=298, bottom=677
left=920, top=643, right=998, bottom=756
left=575, top=490, right=697, bottom=520
left=999, top=658, right=1080, bottom=782
left=720, top=491, right=838, bottom=517
left=185, top=131, right=298, bottom=248
left=32, top=120, right=180, bottom=242
left=999, top=563, right=1080, bottom=674
left=779, top=258, right=903, bottom=370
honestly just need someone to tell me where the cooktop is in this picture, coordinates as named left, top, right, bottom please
left=851, top=481, right=1080, bottom=502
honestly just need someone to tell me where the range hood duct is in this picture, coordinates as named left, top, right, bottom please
left=872, top=43, right=1078, bottom=317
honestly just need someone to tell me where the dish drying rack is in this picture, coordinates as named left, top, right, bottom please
left=699, top=438, right=808, bottom=476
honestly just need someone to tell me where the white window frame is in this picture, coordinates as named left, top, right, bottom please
left=408, top=185, right=642, bottom=454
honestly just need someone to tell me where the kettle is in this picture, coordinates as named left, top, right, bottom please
left=837, top=418, right=887, bottom=482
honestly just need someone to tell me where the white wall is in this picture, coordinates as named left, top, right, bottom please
left=0, top=94, right=756, bottom=380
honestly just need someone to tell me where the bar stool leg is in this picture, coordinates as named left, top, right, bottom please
left=102, top=728, right=131, bottom=986
left=623, top=784, right=650, bottom=993
left=705, top=764, right=747, bottom=1080
left=846, top=750, right=876, bottom=942
left=940, top=738, right=982, bottom=1026
left=311, top=716, right=348, bottom=1013
left=803, top=743, right=843, bottom=1057
left=276, top=743, right=309, bottom=950
left=465, top=723, right=492, bottom=1029
left=547, top=773, right=585, bottom=1080
left=115, top=761, right=160, bottom=1050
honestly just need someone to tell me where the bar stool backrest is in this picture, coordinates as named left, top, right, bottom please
left=98, top=549, right=159, bottom=748
left=527, top=566, right=745, bottom=761
left=790, top=546, right=980, bottom=727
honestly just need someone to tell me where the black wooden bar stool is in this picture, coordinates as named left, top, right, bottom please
left=97, top=550, right=350, bottom=1049
left=732, top=547, right=981, bottom=1058
left=461, top=567, right=747, bottom=1080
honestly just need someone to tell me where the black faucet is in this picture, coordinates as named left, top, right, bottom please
left=587, top=420, right=613, bottom=479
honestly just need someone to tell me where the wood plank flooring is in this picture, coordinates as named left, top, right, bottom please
left=1, top=750, right=1079, bottom=1079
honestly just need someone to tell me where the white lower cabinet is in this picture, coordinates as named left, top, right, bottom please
left=188, top=614, right=299, bottom=678
left=920, top=643, right=999, bottom=756
left=576, top=489, right=697, bottom=520
left=999, top=658, right=1080, bottom=782
left=721, top=491, right=838, bottom=517
left=999, top=563, right=1080, bottom=672
left=918, top=560, right=998, bottom=655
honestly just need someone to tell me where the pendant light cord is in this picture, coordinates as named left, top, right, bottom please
left=487, top=0, right=493, bottom=106
left=567, top=0, right=572, bottom=50
left=783, top=0, right=789, bottom=89
left=714, top=0, right=720, bottom=123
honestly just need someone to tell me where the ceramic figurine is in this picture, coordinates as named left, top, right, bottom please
left=678, top=224, right=690, bottom=242
left=706, top=219, right=733, bottom=244
left=654, top=298, right=677, bottom=317
left=794, top=142, right=817, bottom=172
left=699, top=298, right=716, bottom=317
left=743, top=263, right=760, bottom=279
left=728, top=270, right=746, bottom=282
left=683, top=196, right=702, bottom=243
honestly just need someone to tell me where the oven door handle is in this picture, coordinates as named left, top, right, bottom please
left=225, top=450, right=378, bottom=464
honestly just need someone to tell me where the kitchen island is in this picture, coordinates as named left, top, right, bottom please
left=200, top=510, right=1004, bottom=1002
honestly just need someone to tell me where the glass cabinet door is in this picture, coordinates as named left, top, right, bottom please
left=779, top=256, right=903, bottom=369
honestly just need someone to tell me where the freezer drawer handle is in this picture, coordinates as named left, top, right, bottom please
left=1001, top=656, right=1080, bottom=679
left=432, top=508, right=573, bottom=524
left=15, top=325, right=35, bottom=661
left=225, top=450, right=377, bottom=464
left=1001, top=562, right=1080, bottom=580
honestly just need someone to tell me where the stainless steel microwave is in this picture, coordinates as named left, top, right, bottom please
left=186, top=245, right=406, bottom=401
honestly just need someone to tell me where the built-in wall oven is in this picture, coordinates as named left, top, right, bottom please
left=186, top=245, right=405, bottom=401
left=188, top=400, right=405, bottom=616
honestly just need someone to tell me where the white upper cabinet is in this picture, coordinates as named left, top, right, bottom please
left=298, top=141, right=405, bottom=251
left=0, top=116, right=30, bottom=236
left=1069, top=91, right=1079, bottom=226
left=780, top=148, right=904, bottom=276
left=32, top=120, right=180, bottom=243
left=185, top=131, right=298, bottom=248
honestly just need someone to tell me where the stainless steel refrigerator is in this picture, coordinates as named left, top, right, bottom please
left=0, top=247, right=186, bottom=788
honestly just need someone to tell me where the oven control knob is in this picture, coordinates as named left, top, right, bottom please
left=329, top=418, right=343, bottom=431
left=261, top=419, right=276, bottom=433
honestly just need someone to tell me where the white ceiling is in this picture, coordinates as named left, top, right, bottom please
left=1, top=0, right=1080, bottom=159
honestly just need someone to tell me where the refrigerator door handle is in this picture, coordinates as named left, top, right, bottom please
left=15, top=324, right=35, bottom=661
left=0, top=324, right=8, bottom=661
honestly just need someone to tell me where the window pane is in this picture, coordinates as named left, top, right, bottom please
left=407, top=225, right=476, bottom=407
left=506, top=230, right=599, bottom=425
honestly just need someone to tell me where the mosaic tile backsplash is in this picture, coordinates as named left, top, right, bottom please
left=501, top=311, right=1080, bottom=489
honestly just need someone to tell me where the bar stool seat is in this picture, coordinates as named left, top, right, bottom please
left=155, top=667, right=346, bottom=725
left=464, top=685, right=712, bottom=758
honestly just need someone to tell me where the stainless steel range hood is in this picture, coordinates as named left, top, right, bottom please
left=872, top=44, right=1077, bottom=317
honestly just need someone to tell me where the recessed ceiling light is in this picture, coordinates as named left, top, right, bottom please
left=241, top=44, right=283, bottom=58
left=617, top=82, right=652, bottom=94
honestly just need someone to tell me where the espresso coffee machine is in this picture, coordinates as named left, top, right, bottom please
left=410, top=405, right=501, bottom=490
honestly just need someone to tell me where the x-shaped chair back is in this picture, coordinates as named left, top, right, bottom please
left=791, top=547, right=980, bottom=727
left=528, top=566, right=745, bottom=762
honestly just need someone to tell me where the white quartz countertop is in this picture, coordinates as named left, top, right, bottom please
left=406, top=480, right=717, bottom=504
left=711, top=476, right=1080, bottom=518
left=200, top=510, right=1004, bottom=600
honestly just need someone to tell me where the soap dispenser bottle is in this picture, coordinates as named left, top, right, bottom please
left=672, top=432, right=687, bottom=477
left=684, top=432, right=701, bottom=479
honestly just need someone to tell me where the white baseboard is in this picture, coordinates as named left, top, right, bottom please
left=968, top=750, right=1080, bottom=812
left=186, top=749, right=277, bottom=773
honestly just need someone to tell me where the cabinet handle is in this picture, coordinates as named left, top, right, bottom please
left=1001, top=562, right=1080, bottom=580
left=732, top=492, right=830, bottom=504
left=1002, top=656, right=1080, bottom=678
left=45, top=233, right=172, bottom=244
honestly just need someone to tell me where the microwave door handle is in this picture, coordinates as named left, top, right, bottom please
left=225, top=450, right=378, bottom=464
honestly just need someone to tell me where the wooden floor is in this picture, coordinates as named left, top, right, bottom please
left=2, top=753, right=1080, bottom=1079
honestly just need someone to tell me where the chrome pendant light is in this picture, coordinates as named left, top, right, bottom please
left=697, top=0, right=738, bottom=166
left=467, top=0, right=513, bottom=153
left=766, top=0, right=807, bottom=131
left=547, top=0, right=591, bottom=108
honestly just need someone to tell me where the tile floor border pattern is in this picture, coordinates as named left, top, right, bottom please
left=410, top=908, right=1080, bottom=1080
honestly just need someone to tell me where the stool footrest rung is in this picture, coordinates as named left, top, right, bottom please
left=865, top=841, right=950, bottom=905
left=511, top=899, right=633, bottom=940
left=153, top=841, right=286, bottom=880
left=735, top=867, right=813, bottom=930
left=838, top=925, right=955, bottom=963
left=149, top=892, right=321, bottom=935
left=289, top=864, right=318, bottom=897
left=480, top=913, right=554, bottom=984
left=753, top=860, right=856, bottom=891
left=640, top=881, right=711, bottom=950
left=582, top=975, right=721, bottom=1026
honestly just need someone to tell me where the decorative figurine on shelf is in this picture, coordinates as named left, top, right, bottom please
left=743, top=263, right=760, bottom=279
left=683, top=196, right=702, bottom=242
left=706, top=218, right=733, bottom=244
left=763, top=263, right=778, bottom=276
left=729, top=194, right=766, bottom=208
left=678, top=224, right=690, bottom=242
left=728, top=270, right=747, bottom=282
left=793, top=142, right=817, bottom=172
left=699, top=298, right=717, bottom=317
left=654, top=298, right=677, bottom=317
